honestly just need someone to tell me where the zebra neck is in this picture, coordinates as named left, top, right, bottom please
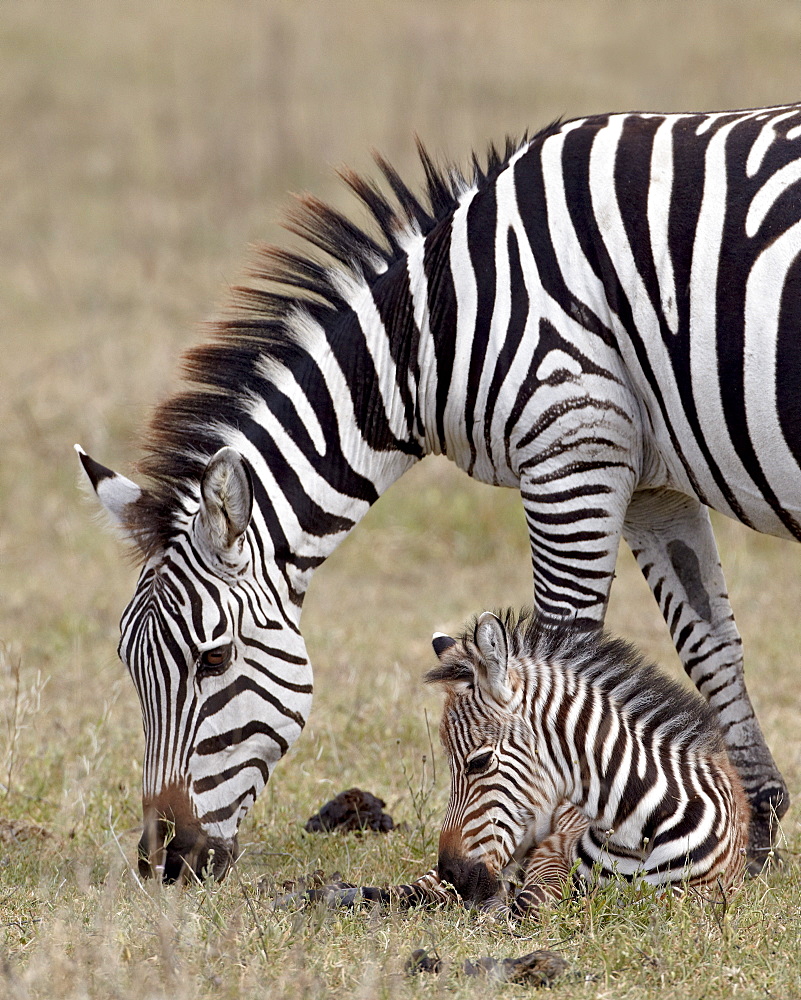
left=221, top=300, right=430, bottom=607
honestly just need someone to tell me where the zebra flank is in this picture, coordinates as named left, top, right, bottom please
left=77, top=104, right=801, bottom=879
left=425, top=609, right=750, bottom=913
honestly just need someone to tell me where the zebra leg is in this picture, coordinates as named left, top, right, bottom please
left=274, top=868, right=460, bottom=910
left=622, top=489, right=788, bottom=867
left=512, top=804, right=586, bottom=917
left=520, top=456, right=637, bottom=627
left=376, top=868, right=461, bottom=907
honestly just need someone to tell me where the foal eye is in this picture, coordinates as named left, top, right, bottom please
left=197, top=643, right=233, bottom=678
left=465, top=751, right=493, bottom=776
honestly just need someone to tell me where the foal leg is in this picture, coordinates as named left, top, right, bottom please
left=623, top=489, right=788, bottom=867
left=275, top=867, right=461, bottom=910
left=512, top=803, right=587, bottom=917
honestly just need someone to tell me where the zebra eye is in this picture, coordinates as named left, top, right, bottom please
left=465, top=751, right=493, bottom=776
left=197, top=643, right=233, bottom=678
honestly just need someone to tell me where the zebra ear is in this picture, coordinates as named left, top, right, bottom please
left=75, top=444, right=143, bottom=529
left=474, top=611, right=511, bottom=701
left=194, top=447, right=254, bottom=557
left=432, top=633, right=457, bottom=659
left=425, top=634, right=474, bottom=691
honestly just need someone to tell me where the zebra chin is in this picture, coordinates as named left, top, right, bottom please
left=138, top=785, right=239, bottom=883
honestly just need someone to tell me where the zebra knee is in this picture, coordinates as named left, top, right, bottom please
left=511, top=893, right=541, bottom=918
left=512, top=882, right=558, bottom=918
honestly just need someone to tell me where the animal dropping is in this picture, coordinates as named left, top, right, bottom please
left=304, top=788, right=394, bottom=833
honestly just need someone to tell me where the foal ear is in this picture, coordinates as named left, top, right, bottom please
left=194, top=447, right=254, bottom=557
left=432, top=632, right=457, bottom=659
left=425, top=632, right=473, bottom=691
left=474, top=611, right=511, bottom=701
left=75, top=444, right=143, bottom=530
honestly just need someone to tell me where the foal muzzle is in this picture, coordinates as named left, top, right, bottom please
left=437, top=846, right=500, bottom=903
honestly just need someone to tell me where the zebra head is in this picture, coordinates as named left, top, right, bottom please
left=76, top=445, right=313, bottom=882
left=426, top=612, right=557, bottom=904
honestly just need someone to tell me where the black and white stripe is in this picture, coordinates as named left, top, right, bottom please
left=78, top=104, right=801, bottom=876
left=425, top=610, right=749, bottom=913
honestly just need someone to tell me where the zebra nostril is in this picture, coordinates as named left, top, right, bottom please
left=438, top=853, right=498, bottom=903
left=437, top=854, right=460, bottom=888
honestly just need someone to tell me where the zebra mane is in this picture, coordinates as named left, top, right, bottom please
left=427, top=608, right=724, bottom=753
left=121, top=127, right=566, bottom=558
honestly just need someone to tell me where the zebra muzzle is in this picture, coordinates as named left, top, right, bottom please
left=437, top=848, right=500, bottom=904
left=139, top=788, right=237, bottom=883
left=137, top=816, right=237, bottom=883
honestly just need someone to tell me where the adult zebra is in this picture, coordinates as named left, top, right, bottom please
left=78, top=103, right=800, bottom=881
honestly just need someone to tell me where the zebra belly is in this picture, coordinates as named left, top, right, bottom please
left=575, top=106, right=801, bottom=541
left=640, top=396, right=801, bottom=541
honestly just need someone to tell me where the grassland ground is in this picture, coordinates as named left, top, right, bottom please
left=3, top=3, right=801, bottom=997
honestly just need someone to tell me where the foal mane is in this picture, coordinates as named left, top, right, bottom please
left=428, top=608, right=723, bottom=753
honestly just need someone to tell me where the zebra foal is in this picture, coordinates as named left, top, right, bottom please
left=289, top=610, right=749, bottom=917
left=425, top=609, right=750, bottom=915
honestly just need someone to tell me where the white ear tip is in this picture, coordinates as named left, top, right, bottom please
left=74, top=443, right=86, bottom=455
left=210, top=445, right=243, bottom=464
left=432, top=632, right=457, bottom=657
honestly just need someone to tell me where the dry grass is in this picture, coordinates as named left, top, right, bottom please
left=3, top=2, right=801, bottom=996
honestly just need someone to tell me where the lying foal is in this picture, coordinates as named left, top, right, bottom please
left=287, top=610, right=749, bottom=917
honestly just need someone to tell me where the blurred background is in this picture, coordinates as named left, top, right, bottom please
left=2, top=0, right=801, bottom=893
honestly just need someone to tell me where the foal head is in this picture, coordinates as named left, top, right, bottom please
left=426, top=610, right=560, bottom=903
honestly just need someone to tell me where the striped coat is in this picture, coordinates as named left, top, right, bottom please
left=79, top=105, right=797, bottom=880
left=306, top=611, right=749, bottom=917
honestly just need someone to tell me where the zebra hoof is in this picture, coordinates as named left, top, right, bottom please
left=746, top=781, right=789, bottom=873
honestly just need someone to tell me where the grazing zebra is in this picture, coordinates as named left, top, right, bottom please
left=277, top=612, right=749, bottom=916
left=77, top=103, right=801, bottom=880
